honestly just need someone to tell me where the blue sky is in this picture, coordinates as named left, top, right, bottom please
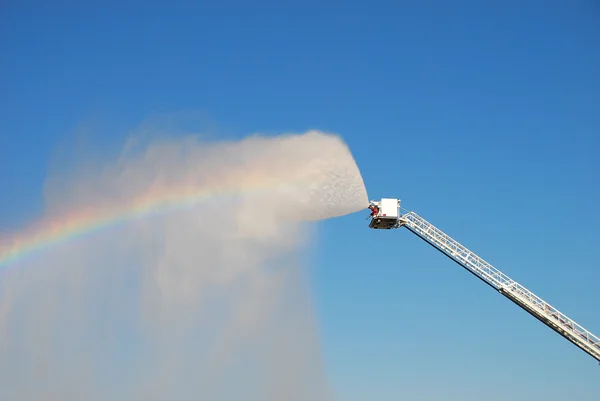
left=2, top=1, right=599, bottom=400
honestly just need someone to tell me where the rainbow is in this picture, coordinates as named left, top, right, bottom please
left=0, top=171, right=287, bottom=269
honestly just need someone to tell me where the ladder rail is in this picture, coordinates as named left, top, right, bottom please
left=401, top=211, right=600, bottom=363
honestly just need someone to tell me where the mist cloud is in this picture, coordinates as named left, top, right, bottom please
left=0, top=129, right=367, bottom=401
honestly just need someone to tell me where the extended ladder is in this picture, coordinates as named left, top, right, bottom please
left=398, top=211, right=600, bottom=363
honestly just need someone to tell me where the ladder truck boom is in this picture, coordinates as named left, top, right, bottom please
left=367, top=198, right=600, bottom=363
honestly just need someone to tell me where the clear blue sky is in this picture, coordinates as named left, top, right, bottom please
left=2, top=1, right=599, bottom=400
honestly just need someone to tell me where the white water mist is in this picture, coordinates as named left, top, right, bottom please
left=0, top=129, right=367, bottom=401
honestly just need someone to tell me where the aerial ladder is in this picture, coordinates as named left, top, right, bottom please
left=367, top=198, right=600, bottom=363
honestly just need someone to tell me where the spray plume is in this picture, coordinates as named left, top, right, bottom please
left=0, top=129, right=367, bottom=401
